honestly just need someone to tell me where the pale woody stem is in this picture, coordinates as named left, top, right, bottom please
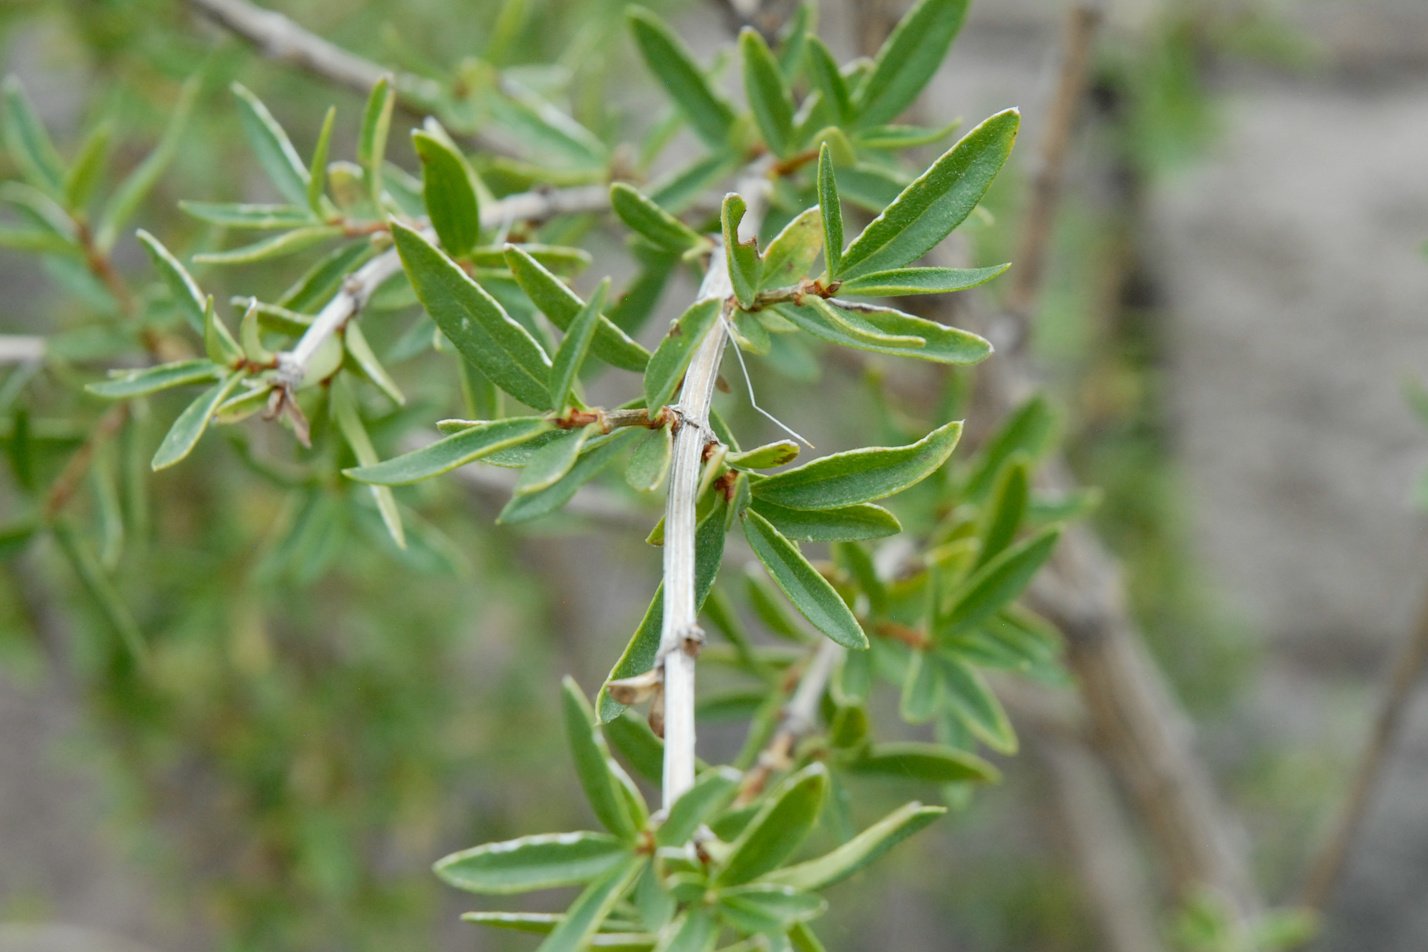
left=659, top=176, right=770, bottom=810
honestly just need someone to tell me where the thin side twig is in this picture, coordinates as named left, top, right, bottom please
left=1299, top=586, right=1428, bottom=913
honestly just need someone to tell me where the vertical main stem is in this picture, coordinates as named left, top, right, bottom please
left=659, top=177, right=768, bottom=810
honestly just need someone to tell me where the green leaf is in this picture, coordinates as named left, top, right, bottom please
left=179, top=201, right=314, bottom=230
left=329, top=379, right=405, bottom=548
left=193, top=225, right=341, bottom=265
left=151, top=374, right=242, bottom=470
left=536, top=857, right=645, bottom=952
left=489, top=82, right=609, bottom=171
left=752, top=420, right=961, bottom=510
left=715, top=764, right=827, bottom=886
left=742, top=510, right=867, bottom=650
left=817, top=145, right=843, bottom=278
left=741, top=28, right=795, bottom=158
left=837, top=264, right=1009, bottom=298
left=87, top=360, right=222, bottom=399
left=781, top=301, right=990, bottom=364
left=759, top=208, right=822, bottom=291
left=232, top=83, right=310, bottom=207
left=628, top=8, right=736, bottom=149
left=549, top=279, right=609, bottom=410
left=764, top=802, right=946, bottom=892
left=643, top=298, right=722, bottom=413
left=965, top=396, right=1055, bottom=499
left=359, top=76, right=395, bottom=205
left=943, top=525, right=1060, bottom=631
left=853, top=120, right=962, bottom=150
left=63, top=119, right=112, bottom=211
left=344, top=322, right=404, bottom=405
left=789, top=922, right=828, bottom=952
left=515, top=425, right=595, bottom=495
left=657, top=766, right=741, bottom=847
left=626, top=425, right=673, bottom=493
left=899, top=650, right=940, bottom=723
left=1, top=77, right=63, bottom=194
left=721, top=194, right=761, bottom=309
left=728, top=440, right=799, bottom=470
left=852, top=0, right=971, bottom=128
left=51, top=521, right=145, bottom=660
left=96, top=78, right=197, bottom=251
left=202, top=296, right=242, bottom=365
left=937, top=656, right=1016, bottom=754
left=280, top=241, right=374, bottom=311
left=136, top=230, right=206, bottom=333
left=562, top=677, right=642, bottom=840
left=435, top=831, right=629, bottom=894
left=803, top=298, right=921, bottom=348
left=604, top=713, right=665, bottom=783
left=654, top=909, right=717, bottom=952
left=392, top=222, right=552, bottom=408
left=843, top=742, right=998, bottom=784
left=806, top=38, right=852, bottom=126
left=413, top=130, right=481, bottom=255
left=839, top=109, right=1019, bottom=278
left=505, top=246, right=650, bottom=373
left=610, top=183, right=707, bottom=255
left=718, top=885, right=826, bottom=934
left=751, top=499, right=900, bottom=543
left=305, top=105, right=336, bottom=215
left=976, top=458, right=1028, bottom=568
left=498, top=429, right=638, bottom=524
left=598, top=503, right=727, bottom=721
left=344, top=417, right=552, bottom=485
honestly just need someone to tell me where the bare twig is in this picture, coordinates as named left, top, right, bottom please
left=735, top=639, right=841, bottom=805
left=1300, top=585, right=1428, bottom=913
left=0, top=335, right=45, bottom=365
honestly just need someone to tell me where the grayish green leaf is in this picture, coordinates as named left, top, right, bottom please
left=498, top=429, right=637, bottom=523
left=515, top=425, right=595, bottom=495
left=942, top=525, right=1060, bottom=632
left=98, top=79, right=197, bottom=251
left=852, top=0, right=971, bottom=128
left=345, top=417, right=552, bottom=485
left=715, top=764, right=827, bottom=885
left=839, top=109, right=1018, bottom=278
left=330, top=379, right=405, bottom=548
left=764, top=802, right=946, bottom=891
left=643, top=297, right=722, bottom=414
left=625, top=425, right=673, bottom=493
left=741, top=28, right=795, bottom=158
left=742, top=510, right=867, bottom=650
left=752, top=499, right=900, bottom=543
left=414, top=130, right=481, bottom=255
left=837, top=264, right=1009, bottom=297
left=562, top=677, right=642, bottom=840
left=232, top=82, right=310, bottom=207
left=506, top=245, right=650, bottom=373
left=610, top=183, right=707, bottom=254
left=87, top=360, right=221, bottom=399
left=135, top=230, right=206, bottom=333
left=657, top=766, right=741, bottom=848
left=193, top=225, right=341, bottom=266
left=759, top=207, right=822, bottom=291
left=151, top=374, right=242, bottom=470
left=844, top=742, right=998, bottom=784
left=549, top=279, right=609, bottom=410
left=721, top=194, right=761, bottom=309
left=536, top=858, right=645, bottom=952
left=359, top=76, right=395, bottom=205
left=817, top=145, right=843, bottom=278
left=434, top=831, right=628, bottom=894
left=393, top=223, right=552, bottom=408
left=628, top=8, right=736, bottom=149
left=728, top=440, right=799, bottom=470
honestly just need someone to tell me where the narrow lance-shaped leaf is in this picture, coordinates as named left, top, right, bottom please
left=852, top=0, right=971, bottom=128
left=51, top=522, right=146, bottom=660
left=1, top=77, right=63, bottom=194
left=561, top=677, right=642, bottom=840
left=87, top=360, right=222, bottom=399
left=729, top=440, right=799, bottom=469
left=136, top=230, right=206, bottom=334
left=942, top=525, right=1061, bottom=632
left=434, top=831, right=628, bottom=894
left=489, top=81, right=609, bottom=171
left=97, top=77, right=198, bottom=251
left=413, top=129, right=481, bottom=255
left=843, top=742, right=999, bottom=784
left=721, top=194, right=761, bottom=309
left=751, top=498, right=901, bottom=543
left=392, top=223, right=553, bottom=409
left=498, top=429, right=638, bottom=524
left=193, top=225, right=342, bottom=266
left=657, top=766, right=741, bottom=848
left=775, top=300, right=990, bottom=365
left=626, top=425, right=673, bottom=494
left=817, top=144, right=843, bottom=278
left=345, top=417, right=552, bottom=485
left=202, top=296, right=242, bottom=365
left=549, top=279, right=609, bottom=411
left=505, top=245, right=650, bottom=373
left=806, top=37, right=852, bottom=125
left=627, top=7, right=736, bottom=149
left=764, top=802, right=946, bottom=891
left=838, top=264, right=1010, bottom=298
left=839, top=109, right=1019, bottom=278
left=643, top=297, right=722, bottom=413
left=535, top=857, right=645, bottom=952
left=976, top=457, right=1029, bottom=568
left=359, top=76, right=395, bottom=205
left=740, top=27, right=795, bottom=158
left=803, top=297, right=922, bottom=348
left=231, top=83, right=310, bottom=207
left=63, top=119, right=112, bottom=212
left=718, top=885, right=827, bottom=934
left=330, top=380, right=406, bottom=548
left=938, top=656, right=1016, bottom=754
left=151, top=374, right=243, bottom=470
left=656, top=909, right=717, bottom=952
left=753, top=419, right=962, bottom=510
left=715, top=764, right=828, bottom=885
left=759, top=207, right=822, bottom=291
left=742, top=510, right=867, bottom=650
left=514, top=425, right=595, bottom=496
left=307, top=105, right=335, bottom=215
left=610, top=183, right=706, bottom=255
